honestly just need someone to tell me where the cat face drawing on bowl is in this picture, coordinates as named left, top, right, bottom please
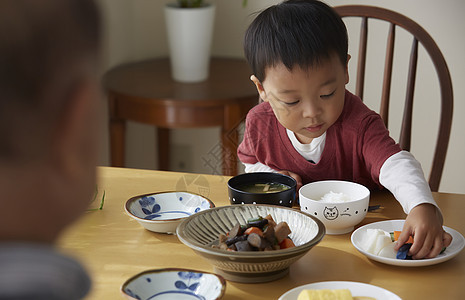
left=323, top=206, right=339, bottom=220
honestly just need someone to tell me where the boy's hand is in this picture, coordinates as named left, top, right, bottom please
left=278, top=170, right=302, bottom=191
left=395, top=203, right=452, bottom=259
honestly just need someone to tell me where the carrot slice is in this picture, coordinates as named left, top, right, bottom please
left=244, top=226, right=263, bottom=237
left=279, top=237, right=295, bottom=249
left=393, top=231, right=414, bottom=244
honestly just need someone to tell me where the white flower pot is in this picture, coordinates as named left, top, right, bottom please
left=164, top=4, right=216, bottom=83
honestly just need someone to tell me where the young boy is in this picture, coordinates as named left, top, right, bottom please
left=0, top=0, right=101, bottom=298
left=238, top=0, right=452, bottom=259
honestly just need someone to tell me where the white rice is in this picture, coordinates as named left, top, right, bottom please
left=320, top=191, right=353, bottom=203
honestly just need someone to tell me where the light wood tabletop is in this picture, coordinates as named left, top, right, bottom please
left=58, top=167, right=465, bottom=299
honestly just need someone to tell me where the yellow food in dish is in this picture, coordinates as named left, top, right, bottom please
left=297, top=289, right=376, bottom=300
left=297, top=289, right=353, bottom=300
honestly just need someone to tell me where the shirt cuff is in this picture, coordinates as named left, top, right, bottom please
left=243, top=162, right=278, bottom=173
left=379, top=150, right=438, bottom=214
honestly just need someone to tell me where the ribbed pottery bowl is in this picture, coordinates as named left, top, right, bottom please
left=176, top=205, right=325, bottom=283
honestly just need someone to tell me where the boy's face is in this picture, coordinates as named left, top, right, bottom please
left=252, top=53, right=349, bottom=144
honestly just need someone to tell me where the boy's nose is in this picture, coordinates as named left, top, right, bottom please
left=302, top=101, right=321, bottom=118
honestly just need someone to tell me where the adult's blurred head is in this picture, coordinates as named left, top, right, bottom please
left=0, top=0, right=103, bottom=243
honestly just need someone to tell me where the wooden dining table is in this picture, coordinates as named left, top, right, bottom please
left=58, top=167, right=465, bottom=299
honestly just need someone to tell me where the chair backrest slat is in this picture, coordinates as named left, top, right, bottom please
left=356, top=17, right=368, bottom=100
left=399, top=37, right=418, bottom=151
left=380, top=23, right=396, bottom=127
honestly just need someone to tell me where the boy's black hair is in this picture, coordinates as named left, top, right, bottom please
left=244, top=0, right=348, bottom=82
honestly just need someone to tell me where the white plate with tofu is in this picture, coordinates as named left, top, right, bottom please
left=278, top=281, right=400, bottom=300
left=351, top=220, right=465, bottom=267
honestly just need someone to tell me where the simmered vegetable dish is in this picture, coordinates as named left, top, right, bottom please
left=212, top=215, right=295, bottom=251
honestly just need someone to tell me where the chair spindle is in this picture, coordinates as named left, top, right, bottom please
left=380, top=23, right=396, bottom=128
left=356, top=16, right=368, bottom=100
left=399, top=37, right=418, bottom=151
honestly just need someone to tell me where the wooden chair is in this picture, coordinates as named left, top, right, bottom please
left=334, top=5, right=453, bottom=192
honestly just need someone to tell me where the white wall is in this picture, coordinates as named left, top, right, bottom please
left=96, top=0, right=465, bottom=194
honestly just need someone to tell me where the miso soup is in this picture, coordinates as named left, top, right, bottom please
left=237, top=182, right=291, bottom=194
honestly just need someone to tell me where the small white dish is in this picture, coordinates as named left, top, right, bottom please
left=125, top=191, right=215, bottom=234
left=279, top=281, right=400, bottom=300
left=121, top=268, right=226, bottom=300
left=351, top=219, right=465, bottom=267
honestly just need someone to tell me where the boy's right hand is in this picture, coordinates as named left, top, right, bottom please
left=278, top=170, right=302, bottom=191
left=396, top=203, right=452, bottom=259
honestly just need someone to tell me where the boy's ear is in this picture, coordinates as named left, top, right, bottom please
left=52, top=79, right=98, bottom=180
left=250, top=75, right=268, bottom=102
left=345, top=54, right=351, bottom=84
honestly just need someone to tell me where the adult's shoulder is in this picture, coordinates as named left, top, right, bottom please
left=0, top=243, right=91, bottom=299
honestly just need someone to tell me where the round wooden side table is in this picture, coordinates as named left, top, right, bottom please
left=103, top=57, right=258, bottom=176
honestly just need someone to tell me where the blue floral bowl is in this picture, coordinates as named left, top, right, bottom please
left=121, top=268, right=226, bottom=300
left=125, top=191, right=215, bottom=234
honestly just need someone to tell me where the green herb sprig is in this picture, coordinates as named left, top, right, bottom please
left=87, top=186, right=105, bottom=211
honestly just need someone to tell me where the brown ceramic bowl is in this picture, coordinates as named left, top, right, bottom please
left=176, top=204, right=325, bottom=283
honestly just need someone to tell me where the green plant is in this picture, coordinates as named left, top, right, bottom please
left=87, top=185, right=105, bottom=211
left=177, top=0, right=202, bottom=7
left=177, top=0, right=247, bottom=8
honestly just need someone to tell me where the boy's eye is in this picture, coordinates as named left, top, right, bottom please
left=321, top=90, right=336, bottom=99
left=280, top=100, right=299, bottom=106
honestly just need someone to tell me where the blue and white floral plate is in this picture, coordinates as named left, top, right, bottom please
left=125, top=191, right=215, bottom=234
left=121, top=268, right=226, bottom=300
